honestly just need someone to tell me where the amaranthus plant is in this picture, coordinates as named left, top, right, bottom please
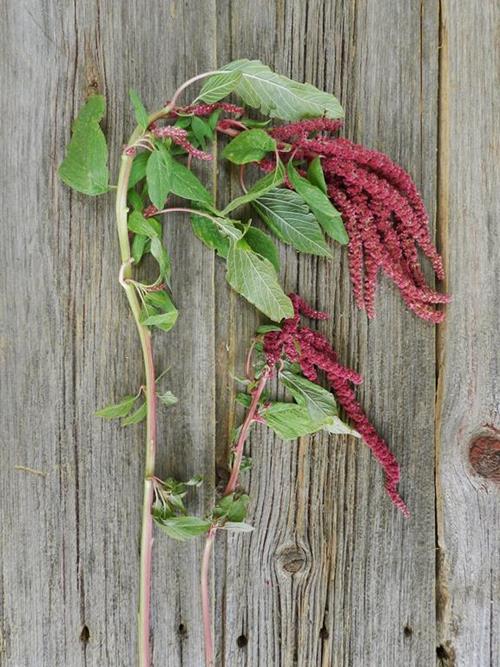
left=59, top=60, right=446, bottom=666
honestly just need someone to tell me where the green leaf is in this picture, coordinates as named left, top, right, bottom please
left=191, top=214, right=230, bottom=257
left=154, top=515, right=211, bottom=541
left=287, top=162, right=348, bottom=245
left=222, top=129, right=276, bottom=164
left=122, top=401, right=147, bottom=426
left=58, top=95, right=109, bottom=195
left=128, top=210, right=162, bottom=238
left=221, top=521, right=254, bottom=533
left=252, top=188, right=331, bottom=256
left=307, top=156, right=327, bottom=194
left=131, top=234, right=149, bottom=264
left=212, top=217, right=243, bottom=241
left=262, top=402, right=324, bottom=440
left=226, top=241, right=293, bottom=322
left=256, top=324, right=282, bottom=334
left=158, top=390, right=178, bottom=407
left=141, top=291, right=178, bottom=332
left=96, top=394, right=136, bottom=419
left=146, top=148, right=171, bottom=210
left=150, top=236, right=171, bottom=282
left=235, top=392, right=252, bottom=408
left=127, top=188, right=144, bottom=212
left=243, top=226, right=280, bottom=273
left=213, top=494, right=249, bottom=522
left=196, top=70, right=242, bottom=103
left=222, top=162, right=285, bottom=215
left=168, top=155, right=213, bottom=204
left=221, top=59, right=344, bottom=121
left=129, top=89, right=149, bottom=129
left=129, top=151, right=150, bottom=188
left=280, top=370, right=337, bottom=424
left=323, top=416, right=361, bottom=438
left=191, top=116, right=213, bottom=147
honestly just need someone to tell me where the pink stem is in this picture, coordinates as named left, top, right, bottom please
left=226, top=369, right=270, bottom=495
left=201, top=528, right=216, bottom=667
left=200, top=367, right=271, bottom=666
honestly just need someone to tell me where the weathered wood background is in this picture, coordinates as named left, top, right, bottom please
left=0, top=1, right=498, bottom=665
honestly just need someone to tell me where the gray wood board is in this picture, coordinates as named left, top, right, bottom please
left=0, top=1, right=496, bottom=666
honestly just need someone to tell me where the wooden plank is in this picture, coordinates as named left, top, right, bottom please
left=213, top=1, right=439, bottom=665
left=0, top=1, right=217, bottom=665
left=436, top=1, right=499, bottom=665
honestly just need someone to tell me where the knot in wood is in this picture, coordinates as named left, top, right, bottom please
left=275, top=544, right=308, bottom=574
left=469, top=435, right=500, bottom=482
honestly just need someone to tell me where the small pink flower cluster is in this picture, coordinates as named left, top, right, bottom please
left=167, top=101, right=244, bottom=118
left=267, top=120, right=450, bottom=323
left=263, top=294, right=409, bottom=516
left=151, top=125, right=213, bottom=161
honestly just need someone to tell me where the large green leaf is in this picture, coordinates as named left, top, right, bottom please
left=287, top=162, right=348, bottom=245
left=262, top=403, right=325, bottom=440
left=252, top=188, right=331, bottom=256
left=280, top=370, right=337, bottom=424
left=191, top=214, right=230, bottom=257
left=222, top=129, right=276, bottom=164
left=220, top=60, right=344, bottom=121
left=307, top=156, right=327, bottom=194
left=222, top=162, right=285, bottom=215
left=196, top=70, right=242, bottom=103
left=59, top=95, right=109, bottom=195
left=154, top=515, right=211, bottom=541
left=146, top=148, right=171, bottom=210
left=165, top=151, right=213, bottom=204
left=243, top=226, right=280, bottom=272
left=226, top=241, right=293, bottom=321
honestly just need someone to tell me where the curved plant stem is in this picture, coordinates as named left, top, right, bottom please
left=200, top=368, right=271, bottom=665
left=114, top=69, right=228, bottom=667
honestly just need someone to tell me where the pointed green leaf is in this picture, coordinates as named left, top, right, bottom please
left=129, top=89, right=149, bottom=129
left=262, top=402, right=324, bottom=440
left=162, top=151, right=213, bottom=204
left=221, top=521, right=254, bottom=533
left=323, top=416, right=361, bottom=438
left=222, top=129, right=276, bottom=164
left=226, top=241, right=293, bottom=321
left=196, top=70, right=242, bottom=103
left=96, top=394, right=136, bottom=419
left=287, top=162, right=348, bottom=244
left=129, top=151, right=150, bottom=188
left=252, top=188, right=331, bottom=256
left=243, top=226, right=280, bottom=272
left=191, top=116, right=213, bottom=147
left=146, top=148, right=172, bottom=210
left=213, top=494, right=249, bottom=522
left=154, top=515, right=211, bottom=541
left=131, top=234, right=150, bottom=264
left=128, top=210, right=162, bottom=238
left=220, top=59, right=344, bottom=120
left=150, top=236, right=171, bottom=282
left=59, top=95, right=109, bottom=195
left=222, top=162, right=285, bottom=215
left=307, top=156, right=327, bottom=194
left=122, top=401, right=147, bottom=426
left=191, top=214, right=230, bottom=257
left=280, top=370, right=337, bottom=424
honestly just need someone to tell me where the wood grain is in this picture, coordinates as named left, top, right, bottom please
left=436, top=1, right=499, bottom=665
left=0, top=1, right=496, bottom=666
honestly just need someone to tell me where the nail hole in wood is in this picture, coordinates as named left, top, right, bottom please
left=237, top=634, right=248, bottom=648
left=79, top=625, right=90, bottom=643
left=319, top=626, right=329, bottom=640
left=178, top=623, right=187, bottom=637
left=403, top=625, right=413, bottom=637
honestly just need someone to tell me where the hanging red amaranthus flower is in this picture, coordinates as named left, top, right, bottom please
left=265, top=119, right=450, bottom=323
left=263, top=293, right=409, bottom=517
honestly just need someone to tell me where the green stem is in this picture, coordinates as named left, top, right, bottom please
left=115, top=68, right=223, bottom=667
